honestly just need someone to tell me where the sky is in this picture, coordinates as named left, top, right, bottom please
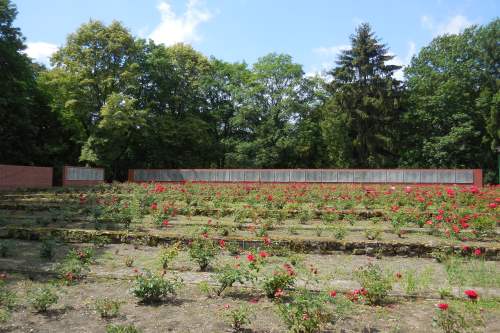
left=14, top=0, right=499, bottom=79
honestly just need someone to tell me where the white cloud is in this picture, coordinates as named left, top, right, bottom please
left=387, top=41, right=417, bottom=81
left=24, top=42, right=58, bottom=66
left=438, top=15, right=472, bottom=35
left=307, top=44, right=350, bottom=77
left=421, top=15, right=473, bottom=36
left=313, top=45, right=350, bottom=57
left=149, top=0, right=213, bottom=46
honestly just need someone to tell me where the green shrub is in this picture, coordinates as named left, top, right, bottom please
left=158, top=243, right=180, bottom=269
left=0, top=240, right=13, bottom=257
left=277, top=289, right=346, bottom=333
left=364, top=227, right=381, bottom=240
left=94, top=297, right=121, bottom=318
left=222, top=304, right=253, bottom=332
left=130, top=270, right=182, bottom=303
left=67, top=247, right=95, bottom=265
left=330, top=223, right=347, bottom=240
left=354, top=263, right=392, bottom=305
left=106, top=324, right=141, bottom=333
left=470, top=216, right=496, bottom=237
left=262, top=265, right=296, bottom=298
left=0, top=280, right=16, bottom=311
left=40, top=238, right=57, bottom=260
left=188, top=239, right=219, bottom=271
left=215, top=265, right=254, bottom=296
left=124, top=256, right=134, bottom=267
left=57, top=255, right=89, bottom=283
left=27, top=285, right=58, bottom=312
left=432, top=303, right=481, bottom=333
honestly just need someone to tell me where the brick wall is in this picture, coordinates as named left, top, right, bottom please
left=0, top=164, right=53, bottom=189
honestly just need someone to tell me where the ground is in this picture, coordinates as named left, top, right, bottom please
left=0, top=183, right=498, bottom=332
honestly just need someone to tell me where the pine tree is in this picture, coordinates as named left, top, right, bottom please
left=325, top=23, right=403, bottom=167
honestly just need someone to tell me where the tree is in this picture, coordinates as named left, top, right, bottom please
left=0, top=0, right=65, bottom=166
left=323, top=23, right=403, bottom=168
left=401, top=19, right=499, bottom=182
left=227, top=53, right=317, bottom=167
left=41, top=20, right=140, bottom=163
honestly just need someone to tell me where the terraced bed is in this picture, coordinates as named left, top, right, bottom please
left=0, top=183, right=498, bottom=332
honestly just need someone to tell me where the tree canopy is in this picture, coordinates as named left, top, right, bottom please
left=0, top=0, right=498, bottom=183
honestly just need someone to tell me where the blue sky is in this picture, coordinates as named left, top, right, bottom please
left=14, top=0, right=499, bottom=78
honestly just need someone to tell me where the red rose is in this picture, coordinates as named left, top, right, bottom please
left=329, top=290, right=337, bottom=297
left=437, top=303, right=448, bottom=310
left=464, top=290, right=478, bottom=299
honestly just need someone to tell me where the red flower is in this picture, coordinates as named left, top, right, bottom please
left=162, top=219, right=169, bottom=226
left=329, top=290, right=337, bottom=297
left=259, top=251, right=269, bottom=258
left=218, top=239, right=226, bottom=248
left=246, top=253, right=256, bottom=262
left=473, top=248, right=482, bottom=256
left=488, top=202, right=497, bottom=209
left=150, top=202, right=158, bottom=210
left=437, top=303, right=449, bottom=310
left=274, top=288, right=284, bottom=298
left=464, top=290, right=478, bottom=299
left=462, top=245, right=470, bottom=252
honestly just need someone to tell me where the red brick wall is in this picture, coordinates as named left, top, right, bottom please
left=0, top=164, right=53, bottom=189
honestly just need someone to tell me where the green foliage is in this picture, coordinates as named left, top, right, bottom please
left=354, top=263, right=393, bottom=305
left=0, top=280, right=16, bottom=311
left=323, top=23, right=403, bottom=168
left=106, top=324, right=142, bottom=333
left=0, top=240, right=13, bottom=257
left=215, top=265, right=254, bottom=296
left=94, top=297, right=122, bottom=318
left=0, top=0, right=67, bottom=166
left=40, top=238, right=57, bottom=260
left=130, top=270, right=182, bottom=303
left=222, top=304, right=253, bottom=332
left=277, top=289, right=347, bottom=333
left=188, top=239, right=219, bottom=271
left=27, top=285, right=59, bottom=312
left=158, top=243, right=180, bottom=269
left=401, top=19, right=499, bottom=181
left=262, top=265, right=296, bottom=298
left=432, top=304, right=483, bottom=333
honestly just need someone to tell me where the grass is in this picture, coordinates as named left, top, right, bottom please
left=444, top=256, right=500, bottom=288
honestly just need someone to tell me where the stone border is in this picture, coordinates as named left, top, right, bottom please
left=1, top=226, right=498, bottom=260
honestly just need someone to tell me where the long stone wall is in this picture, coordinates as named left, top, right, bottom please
left=128, top=169, right=482, bottom=186
left=63, top=166, right=105, bottom=186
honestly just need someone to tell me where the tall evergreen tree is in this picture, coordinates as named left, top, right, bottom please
left=322, top=23, right=403, bottom=167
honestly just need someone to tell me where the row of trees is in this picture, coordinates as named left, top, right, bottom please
left=1, top=0, right=498, bottom=182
